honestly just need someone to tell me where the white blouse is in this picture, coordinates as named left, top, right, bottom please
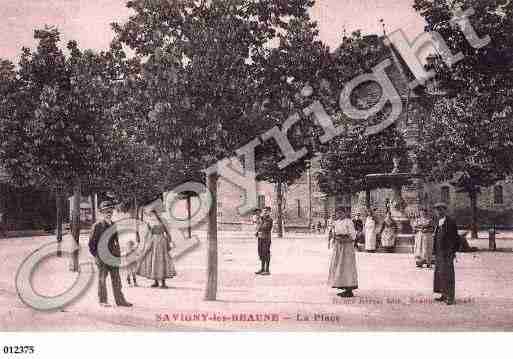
left=333, top=219, right=356, bottom=240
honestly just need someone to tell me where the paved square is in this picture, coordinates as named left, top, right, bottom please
left=1, top=232, right=513, bottom=331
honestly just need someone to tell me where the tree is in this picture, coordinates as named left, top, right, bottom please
left=318, top=123, right=408, bottom=209
left=113, top=0, right=317, bottom=300
left=418, top=95, right=513, bottom=238
left=413, top=0, right=513, bottom=237
left=255, top=16, right=330, bottom=236
left=0, top=28, right=121, bottom=269
left=315, top=30, right=409, bottom=209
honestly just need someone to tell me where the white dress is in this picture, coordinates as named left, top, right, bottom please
left=328, top=218, right=358, bottom=289
left=364, top=217, right=376, bottom=251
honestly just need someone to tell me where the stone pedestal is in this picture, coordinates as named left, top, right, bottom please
left=390, top=185, right=413, bottom=235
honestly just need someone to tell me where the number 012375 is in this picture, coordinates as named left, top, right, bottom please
left=2, top=346, right=35, bottom=354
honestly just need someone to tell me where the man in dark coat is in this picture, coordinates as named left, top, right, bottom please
left=432, top=202, right=459, bottom=305
left=255, top=206, right=273, bottom=276
left=0, top=211, right=7, bottom=238
left=353, top=212, right=364, bottom=249
left=88, top=201, right=132, bottom=307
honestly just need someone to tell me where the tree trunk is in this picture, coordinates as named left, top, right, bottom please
left=134, top=198, right=141, bottom=244
left=276, top=181, right=284, bottom=238
left=470, top=192, right=478, bottom=240
left=205, top=173, right=218, bottom=301
left=187, top=195, right=192, bottom=239
left=56, top=191, right=63, bottom=257
left=323, top=197, right=329, bottom=228
left=307, top=167, right=312, bottom=228
left=91, top=194, right=97, bottom=224
left=71, top=181, right=81, bottom=272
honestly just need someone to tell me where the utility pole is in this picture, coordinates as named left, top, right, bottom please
left=307, top=163, right=312, bottom=229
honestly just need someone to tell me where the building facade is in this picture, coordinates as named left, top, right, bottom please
left=213, top=34, right=513, bottom=230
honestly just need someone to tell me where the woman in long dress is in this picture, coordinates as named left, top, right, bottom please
left=364, top=210, right=377, bottom=252
left=413, top=208, right=434, bottom=268
left=137, top=210, right=177, bottom=288
left=328, top=209, right=358, bottom=297
left=379, top=211, right=397, bottom=252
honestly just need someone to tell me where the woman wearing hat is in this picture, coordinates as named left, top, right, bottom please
left=413, top=207, right=434, bottom=268
left=137, top=209, right=177, bottom=288
left=328, top=209, right=358, bottom=297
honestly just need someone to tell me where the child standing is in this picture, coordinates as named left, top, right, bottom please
left=124, top=240, right=138, bottom=287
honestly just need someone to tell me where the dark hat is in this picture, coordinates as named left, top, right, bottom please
left=99, top=201, right=115, bottom=212
left=433, top=202, right=448, bottom=209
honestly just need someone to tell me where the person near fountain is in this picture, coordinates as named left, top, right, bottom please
left=413, top=208, right=434, bottom=269
left=328, top=209, right=358, bottom=297
left=353, top=212, right=364, bottom=249
left=364, top=209, right=377, bottom=252
left=432, top=202, right=459, bottom=305
left=379, top=211, right=397, bottom=252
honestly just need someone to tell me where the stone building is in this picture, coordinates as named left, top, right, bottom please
left=213, top=33, right=513, bottom=230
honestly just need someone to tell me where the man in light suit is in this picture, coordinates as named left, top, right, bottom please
left=432, top=202, right=459, bottom=305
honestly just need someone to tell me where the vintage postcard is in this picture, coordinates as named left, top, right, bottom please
left=1, top=0, right=513, bottom=344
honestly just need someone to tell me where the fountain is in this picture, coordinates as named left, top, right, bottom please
left=365, top=155, right=422, bottom=253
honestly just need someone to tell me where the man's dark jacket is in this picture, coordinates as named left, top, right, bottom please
left=433, top=217, right=459, bottom=257
left=256, top=215, right=273, bottom=240
left=88, top=220, right=121, bottom=266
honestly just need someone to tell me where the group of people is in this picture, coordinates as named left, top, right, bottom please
left=337, top=210, right=399, bottom=253
left=327, top=202, right=459, bottom=305
left=88, top=201, right=177, bottom=307
left=89, top=199, right=458, bottom=308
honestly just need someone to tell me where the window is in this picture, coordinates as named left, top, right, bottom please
left=257, top=195, right=266, bottom=209
left=441, top=186, right=450, bottom=204
left=494, top=185, right=504, bottom=204
left=296, top=199, right=302, bottom=217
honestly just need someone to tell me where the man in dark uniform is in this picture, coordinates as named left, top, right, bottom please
left=353, top=212, right=364, bottom=249
left=255, top=206, right=273, bottom=276
left=432, top=202, right=459, bottom=305
left=88, top=201, right=132, bottom=307
left=0, top=211, right=7, bottom=238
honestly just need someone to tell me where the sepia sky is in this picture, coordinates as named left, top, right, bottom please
left=0, top=0, right=426, bottom=63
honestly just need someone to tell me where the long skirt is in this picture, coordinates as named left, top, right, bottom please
left=137, top=235, right=176, bottom=280
left=433, top=255, right=455, bottom=300
left=365, top=229, right=376, bottom=251
left=328, top=239, right=358, bottom=290
left=414, top=232, right=433, bottom=265
left=381, top=227, right=396, bottom=249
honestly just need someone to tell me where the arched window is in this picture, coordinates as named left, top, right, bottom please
left=494, top=185, right=504, bottom=205
left=441, top=186, right=450, bottom=204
